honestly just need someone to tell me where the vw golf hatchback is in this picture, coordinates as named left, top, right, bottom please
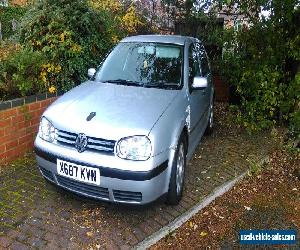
left=35, top=35, right=214, bottom=205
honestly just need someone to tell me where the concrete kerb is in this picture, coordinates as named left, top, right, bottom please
left=135, top=172, right=246, bottom=250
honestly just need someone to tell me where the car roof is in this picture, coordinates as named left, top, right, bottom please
left=120, top=35, right=195, bottom=46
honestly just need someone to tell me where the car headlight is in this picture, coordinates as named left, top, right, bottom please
left=116, top=136, right=152, bottom=161
left=39, top=117, right=55, bottom=142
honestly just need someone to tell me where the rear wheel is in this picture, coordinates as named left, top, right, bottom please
left=205, top=100, right=214, bottom=135
left=166, top=135, right=187, bottom=205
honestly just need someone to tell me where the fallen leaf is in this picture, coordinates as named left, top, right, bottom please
left=244, top=206, right=252, bottom=211
left=200, top=231, right=208, bottom=237
left=86, top=231, right=94, bottom=237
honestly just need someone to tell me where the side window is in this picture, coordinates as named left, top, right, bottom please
left=198, top=45, right=210, bottom=77
left=188, top=44, right=201, bottom=88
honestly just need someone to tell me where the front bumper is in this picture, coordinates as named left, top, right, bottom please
left=34, top=138, right=171, bottom=205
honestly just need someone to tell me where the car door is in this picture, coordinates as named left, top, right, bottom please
left=188, top=42, right=208, bottom=148
left=197, top=43, right=212, bottom=123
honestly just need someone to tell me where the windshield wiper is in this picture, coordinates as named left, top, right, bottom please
left=103, top=79, right=142, bottom=87
left=144, top=82, right=179, bottom=90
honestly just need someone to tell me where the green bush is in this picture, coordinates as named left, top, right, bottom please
left=18, top=0, right=115, bottom=92
left=288, top=73, right=300, bottom=139
left=0, top=6, right=27, bottom=39
left=218, top=1, right=300, bottom=138
left=0, top=48, right=46, bottom=99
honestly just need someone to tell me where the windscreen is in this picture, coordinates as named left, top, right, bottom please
left=95, top=42, right=183, bottom=89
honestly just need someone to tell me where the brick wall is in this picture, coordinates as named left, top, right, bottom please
left=0, top=95, right=57, bottom=164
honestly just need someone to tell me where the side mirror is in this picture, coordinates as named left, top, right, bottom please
left=192, top=76, right=208, bottom=89
left=88, top=68, right=96, bottom=78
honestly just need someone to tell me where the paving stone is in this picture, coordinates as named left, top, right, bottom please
left=172, top=204, right=187, bottom=214
left=43, top=232, right=58, bottom=242
left=59, top=211, right=72, bottom=221
left=120, top=244, right=131, bottom=250
left=10, top=241, right=30, bottom=250
left=27, top=237, right=47, bottom=248
left=66, top=241, right=81, bottom=249
left=109, top=230, right=128, bottom=248
left=104, top=239, right=120, bottom=250
left=159, top=211, right=175, bottom=223
left=123, top=230, right=139, bottom=246
left=6, top=230, right=19, bottom=240
left=15, top=232, right=29, bottom=243
left=144, top=219, right=161, bottom=233
left=132, top=227, right=146, bottom=242
left=152, top=214, right=169, bottom=227
left=56, top=237, right=72, bottom=248
left=180, top=198, right=194, bottom=209
left=0, top=236, right=12, bottom=248
left=27, top=218, right=44, bottom=228
left=44, top=240, right=60, bottom=250
left=139, top=221, right=155, bottom=237
left=164, top=207, right=181, bottom=218
left=19, top=224, right=45, bottom=239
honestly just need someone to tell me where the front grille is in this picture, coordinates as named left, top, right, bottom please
left=56, top=130, right=76, bottom=146
left=56, top=175, right=109, bottom=199
left=113, top=190, right=142, bottom=202
left=56, top=129, right=115, bottom=154
left=39, top=166, right=55, bottom=182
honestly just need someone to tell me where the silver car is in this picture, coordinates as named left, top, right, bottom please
left=35, top=35, right=214, bottom=205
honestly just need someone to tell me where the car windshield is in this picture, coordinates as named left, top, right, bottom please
left=95, top=42, right=183, bottom=89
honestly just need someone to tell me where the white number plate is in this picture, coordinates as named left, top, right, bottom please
left=57, top=159, right=100, bottom=185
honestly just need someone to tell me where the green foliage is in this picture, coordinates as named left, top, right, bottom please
left=288, top=73, right=300, bottom=139
left=0, top=41, right=20, bottom=61
left=247, top=157, right=263, bottom=177
left=18, top=0, right=115, bottom=92
left=289, top=111, right=300, bottom=139
left=0, top=6, right=27, bottom=39
left=90, top=0, right=147, bottom=38
left=0, top=48, right=46, bottom=99
left=218, top=1, right=300, bottom=138
left=0, top=0, right=148, bottom=101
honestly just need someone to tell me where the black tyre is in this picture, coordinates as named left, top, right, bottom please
left=166, top=135, right=187, bottom=205
left=205, top=100, right=214, bottom=135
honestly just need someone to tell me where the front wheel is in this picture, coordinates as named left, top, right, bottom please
left=166, top=136, right=187, bottom=205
